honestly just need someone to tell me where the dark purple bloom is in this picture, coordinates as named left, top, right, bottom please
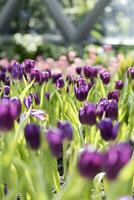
left=24, top=123, right=41, bottom=150
left=0, top=101, right=14, bottom=131
left=108, top=90, right=120, bottom=102
left=24, top=94, right=33, bottom=109
left=98, top=118, right=119, bottom=141
left=11, top=62, right=22, bottom=80
left=115, top=80, right=123, bottom=90
left=78, top=147, right=103, bottom=179
left=46, top=128, right=64, bottom=158
left=57, top=121, right=73, bottom=140
left=79, top=103, right=96, bottom=125
left=45, top=92, right=50, bottom=101
left=100, top=70, right=110, bottom=85
left=33, top=93, right=40, bottom=105
left=30, top=69, right=42, bottom=83
left=56, top=77, right=64, bottom=88
left=76, top=78, right=87, bottom=87
left=41, top=71, right=50, bottom=82
left=83, top=66, right=98, bottom=78
left=127, top=67, right=134, bottom=79
left=106, top=100, right=118, bottom=120
left=74, top=84, right=89, bottom=101
left=4, top=86, right=10, bottom=96
left=10, top=97, right=22, bottom=120
left=23, top=59, right=35, bottom=73
left=52, top=73, right=62, bottom=83
left=46, top=69, right=51, bottom=78
left=96, top=98, right=108, bottom=118
left=76, top=67, right=82, bottom=75
left=0, top=71, right=6, bottom=82
left=102, top=143, right=133, bottom=180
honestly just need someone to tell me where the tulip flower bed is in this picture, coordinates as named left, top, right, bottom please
left=0, top=49, right=134, bottom=200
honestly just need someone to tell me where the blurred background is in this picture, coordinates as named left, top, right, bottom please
left=0, top=0, right=134, bottom=60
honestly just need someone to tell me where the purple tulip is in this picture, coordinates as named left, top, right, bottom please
left=41, top=71, right=50, bottom=82
left=57, top=121, right=73, bottom=140
left=10, top=97, right=22, bottom=120
left=98, top=118, right=119, bottom=141
left=127, top=67, right=134, bottom=79
left=46, top=128, right=64, bottom=158
left=0, top=71, right=6, bottom=82
left=100, top=70, right=110, bottom=85
left=102, top=143, right=133, bottom=180
left=24, top=123, right=41, bottom=150
left=74, top=84, right=89, bottom=101
left=52, top=73, right=62, bottom=83
left=23, top=59, right=35, bottom=73
left=78, top=147, right=103, bottom=179
left=77, top=78, right=87, bottom=87
left=45, top=69, right=51, bottom=78
left=108, top=90, right=120, bottom=102
left=0, top=100, right=14, bottom=131
left=11, top=62, right=22, bottom=80
left=83, top=66, right=98, bottom=78
left=79, top=103, right=96, bottom=125
left=76, top=67, right=82, bottom=75
left=96, top=98, right=108, bottom=118
left=106, top=99, right=118, bottom=120
left=30, top=69, right=42, bottom=83
left=56, top=77, right=64, bottom=88
left=115, top=80, right=124, bottom=90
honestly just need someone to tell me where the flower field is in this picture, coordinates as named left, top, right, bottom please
left=0, top=45, right=134, bottom=200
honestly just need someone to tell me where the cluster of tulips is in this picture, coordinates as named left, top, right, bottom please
left=0, top=57, right=134, bottom=200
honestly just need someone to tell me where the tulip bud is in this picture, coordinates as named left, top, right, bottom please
left=98, top=118, right=119, bottom=141
left=46, top=128, right=64, bottom=158
left=108, top=90, right=120, bottom=102
left=30, top=69, right=42, bottom=83
left=102, top=143, right=133, bottom=180
left=115, top=80, right=123, bottom=90
left=74, top=84, right=89, bottom=101
left=11, top=62, right=22, bottom=80
left=10, top=97, right=22, bottom=120
left=79, top=103, right=96, bottom=125
left=56, top=77, right=64, bottom=88
left=24, top=123, right=41, bottom=150
left=78, top=147, right=103, bottom=179
left=0, top=100, right=14, bottom=131
left=23, top=59, right=35, bottom=73
left=83, top=66, right=98, bottom=78
left=100, top=70, right=110, bottom=85
left=106, top=100, right=118, bottom=120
